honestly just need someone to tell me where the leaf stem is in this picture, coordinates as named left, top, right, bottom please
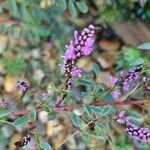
left=0, top=120, right=15, bottom=127
left=55, top=117, right=97, bottom=149
left=33, top=130, right=41, bottom=150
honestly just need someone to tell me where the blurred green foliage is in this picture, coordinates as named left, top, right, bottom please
left=115, top=47, right=150, bottom=72
left=0, top=0, right=89, bottom=43
left=96, top=0, right=150, bottom=23
left=3, top=57, right=27, bottom=76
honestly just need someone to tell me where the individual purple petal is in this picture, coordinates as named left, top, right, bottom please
left=118, top=110, right=125, bottom=118
left=74, top=31, right=79, bottom=38
left=112, top=90, right=121, bottom=99
left=85, top=37, right=95, bottom=47
left=117, top=118, right=125, bottom=124
left=82, top=46, right=93, bottom=56
left=64, top=41, right=75, bottom=59
left=110, top=76, right=118, bottom=85
left=71, top=68, right=82, bottom=77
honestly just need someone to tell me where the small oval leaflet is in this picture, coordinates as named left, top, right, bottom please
left=13, top=115, right=28, bottom=126
left=40, top=140, right=52, bottom=150
left=76, top=2, right=88, bottom=14
left=138, top=42, right=150, bottom=50
left=78, top=78, right=95, bottom=86
left=71, top=112, right=81, bottom=127
left=28, top=109, right=36, bottom=121
left=68, top=0, right=77, bottom=18
left=92, top=63, right=100, bottom=76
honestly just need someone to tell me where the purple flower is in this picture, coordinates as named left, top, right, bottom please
left=112, top=90, right=121, bottom=100
left=16, top=80, right=29, bottom=92
left=122, top=66, right=143, bottom=92
left=117, top=111, right=150, bottom=142
left=110, top=76, right=118, bottom=85
left=62, top=25, right=96, bottom=88
left=0, top=99, right=11, bottom=109
left=70, top=67, right=82, bottom=77
left=15, top=132, right=31, bottom=147
left=142, top=76, right=150, bottom=92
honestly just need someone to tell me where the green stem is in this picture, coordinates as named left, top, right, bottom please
left=0, top=120, right=15, bottom=127
left=33, top=130, right=41, bottom=150
left=121, top=83, right=140, bottom=101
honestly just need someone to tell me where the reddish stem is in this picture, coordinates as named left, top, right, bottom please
left=11, top=100, right=150, bottom=117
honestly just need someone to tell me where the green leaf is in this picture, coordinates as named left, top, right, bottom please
left=81, top=91, right=91, bottom=97
left=7, top=0, right=18, bottom=17
left=13, top=115, right=28, bottom=126
left=76, top=2, right=88, bottom=14
left=138, top=42, right=150, bottom=50
left=130, top=58, right=144, bottom=67
left=95, top=122, right=105, bottom=131
left=68, top=0, right=77, bottom=18
left=51, top=0, right=56, bottom=5
left=42, top=104, right=51, bottom=114
left=40, top=140, right=52, bottom=150
left=84, top=105, right=93, bottom=117
left=71, top=112, right=81, bottom=127
left=78, top=78, right=95, bottom=86
left=58, top=0, right=67, bottom=10
left=100, top=106, right=115, bottom=116
left=28, top=109, right=36, bottom=121
left=126, top=110, right=141, bottom=119
left=81, top=131, right=105, bottom=142
left=92, top=63, right=100, bottom=76
left=18, top=4, right=28, bottom=21
left=3, top=57, right=27, bottom=76
left=0, top=109, right=14, bottom=118
left=90, top=106, right=102, bottom=115
left=95, top=83, right=107, bottom=96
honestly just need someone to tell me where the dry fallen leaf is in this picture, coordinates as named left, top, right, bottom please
left=4, top=75, right=16, bottom=93
left=96, top=71, right=113, bottom=88
left=97, top=51, right=116, bottom=69
left=0, top=35, right=8, bottom=54
left=9, top=133, right=22, bottom=150
left=99, top=39, right=120, bottom=51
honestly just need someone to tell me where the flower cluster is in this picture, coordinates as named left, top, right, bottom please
left=111, top=65, right=144, bottom=100
left=62, top=25, right=96, bottom=88
left=0, top=99, right=11, bottom=109
left=16, top=80, right=29, bottom=92
left=117, top=111, right=150, bottom=142
left=122, top=65, right=143, bottom=91
left=111, top=90, right=121, bottom=100
left=15, top=132, right=31, bottom=147
left=143, top=76, right=150, bottom=91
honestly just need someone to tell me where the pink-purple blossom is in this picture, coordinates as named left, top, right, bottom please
left=117, top=111, right=150, bottom=142
left=122, top=66, right=143, bottom=92
left=16, top=80, right=29, bottom=92
left=112, top=90, right=121, bottom=100
left=62, top=25, right=96, bottom=88
left=110, top=76, right=118, bottom=85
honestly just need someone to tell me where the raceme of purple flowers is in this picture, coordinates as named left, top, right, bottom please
left=110, top=65, right=149, bottom=100
left=117, top=110, right=150, bottom=142
left=143, top=76, right=150, bottom=91
left=16, top=80, right=29, bottom=92
left=62, top=25, right=96, bottom=89
left=122, top=65, right=143, bottom=91
left=0, top=99, right=11, bottom=109
left=15, top=132, right=31, bottom=147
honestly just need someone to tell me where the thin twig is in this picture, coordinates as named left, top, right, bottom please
left=55, top=117, right=98, bottom=150
left=33, top=130, right=41, bottom=150
left=11, top=99, right=150, bottom=117
left=0, top=120, right=16, bottom=127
